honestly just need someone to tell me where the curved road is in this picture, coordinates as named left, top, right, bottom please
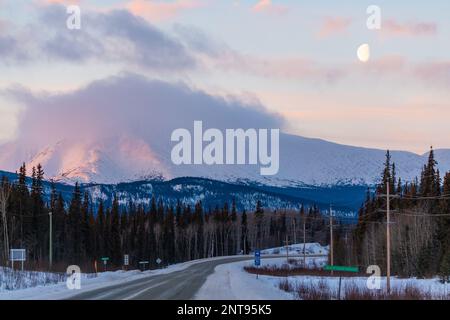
left=68, top=255, right=325, bottom=300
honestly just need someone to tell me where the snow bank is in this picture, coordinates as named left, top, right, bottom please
left=261, top=243, right=329, bottom=256
left=0, top=267, right=70, bottom=291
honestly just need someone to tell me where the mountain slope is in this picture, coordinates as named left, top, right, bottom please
left=0, top=133, right=449, bottom=187
left=0, top=170, right=365, bottom=213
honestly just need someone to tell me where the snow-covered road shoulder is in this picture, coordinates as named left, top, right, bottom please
left=195, top=258, right=297, bottom=300
left=0, top=256, right=242, bottom=300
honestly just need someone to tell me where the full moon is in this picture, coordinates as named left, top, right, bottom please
left=357, top=44, right=370, bottom=62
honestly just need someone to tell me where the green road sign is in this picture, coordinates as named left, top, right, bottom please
left=324, top=265, right=359, bottom=273
left=101, top=257, right=110, bottom=261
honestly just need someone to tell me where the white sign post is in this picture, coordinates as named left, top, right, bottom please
left=124, top=254, right=129, bottom=270
left=10, top=249, right=26, bottom=271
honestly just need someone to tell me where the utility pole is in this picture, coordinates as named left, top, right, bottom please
left=386, top=181, right=391, bottom=294
left=284, top=235, right=290, bottom=264
left=303, top=218, right=306, bottom=268
left=292, top=219, right=297, bottom=244
left=329, top=204, right=334, bottom=276
left=49, top=211, right=53, bottom=270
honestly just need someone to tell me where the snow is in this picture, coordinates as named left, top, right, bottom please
left=260, top=242, right=329, bottom=256
left=0, top=256, right=242, bottom=300
left=196, top=249, right=449, bottom=300
left=2, top=252, right=448, bottom=300
left=0, top=266, right=69, bottom=291
left=2, top=133, right=450, bottom=187
left=195, top=258, right=293, bottom=300
left=258, top=273, right=450, bottom=300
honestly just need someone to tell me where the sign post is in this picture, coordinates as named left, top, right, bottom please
left=124, top=254, right=129, bottom=270
left=101, top=257, right=109, bottom=272
left=254, top=250, right=261, bottom=279
left=323, top=265, right=359, bottom=300
left=10, top=249, right=26, bottom=271
left=254, top=250, right=261, bottom=266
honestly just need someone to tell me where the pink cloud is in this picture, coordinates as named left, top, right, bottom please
left=414, top=61, right=450, bottom=83
left=209, top=50, right=346, bottom=84
left=318, top=17, right=352, bottom=38
left=382, top=19, right=437, bottom=37
left=126, top=0, right=202, bottom=22
left=39, top=0, right=81, bottom=4
left=362, top=55, right=407, bottom=74
left=0, top=19, right=7, bottom=33
left=252, top=0, right=287, bottom=16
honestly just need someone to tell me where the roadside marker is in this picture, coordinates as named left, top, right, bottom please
left=323, top=265, right=359, bottom=273
left=323, top=265, right=359, bottom=300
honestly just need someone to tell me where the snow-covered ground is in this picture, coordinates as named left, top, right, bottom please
left=196, top=256, right=450, bottom=300
left=0, top=266, right=69, bottom=292
left=260, top=242, right=329, bottom=256
left=3, top=246, right=447, bottom=300
left=262, top=274, right=450, bottom=299
left=195, top=256, right=327, bottom=300
left=0, top=256, right=242, bottom=300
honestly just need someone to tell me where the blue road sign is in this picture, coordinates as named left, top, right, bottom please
left=254, top=250, right=261, bottom=266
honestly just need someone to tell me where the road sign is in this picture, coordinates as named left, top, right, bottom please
left=254, top=250, right=261, bottom=266
left=323, top=265, right=359, bottom=273
left=10, top=249, right=26, bottom=261
left=156, top=258, right=162, bottom=265
left=124, top=254, right=129, bottom=266
left=101, top=257, right=109, bottom=271
left=10, top=249, right=26, bottom=271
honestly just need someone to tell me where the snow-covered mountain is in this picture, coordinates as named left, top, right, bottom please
left=0, top=132, right=449, bottom=187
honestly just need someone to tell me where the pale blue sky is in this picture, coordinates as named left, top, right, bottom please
left=0, top=0, right=449, bottom=153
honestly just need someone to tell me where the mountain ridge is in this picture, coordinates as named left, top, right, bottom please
left=0, top=133, right=449, bottom=187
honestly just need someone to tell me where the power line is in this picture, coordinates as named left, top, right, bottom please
left=393, top=211, right=450, bottom=217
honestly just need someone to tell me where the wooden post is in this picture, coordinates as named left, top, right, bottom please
left=386, top=181, right=391, bottom=294
left=329, top=204, right=334, bottom=276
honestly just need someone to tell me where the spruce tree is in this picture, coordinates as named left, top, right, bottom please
left=241, top=210, right=249, bottom=254
left=110, top=196, right=121, bottom=265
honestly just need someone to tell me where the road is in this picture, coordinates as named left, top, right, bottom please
left=68, top=255, right=325, bottom=300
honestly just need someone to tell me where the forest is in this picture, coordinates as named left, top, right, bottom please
left=336, top=148, right=450, bottom=282
left=0, top=149, right=449, bottom=283
left=0, top=164, right=328, bottom=272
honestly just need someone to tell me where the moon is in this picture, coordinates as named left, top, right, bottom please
left=357, top=44, right=370, bottom=63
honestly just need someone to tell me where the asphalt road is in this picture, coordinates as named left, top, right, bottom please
left=68, top=255, right=325, bottom=300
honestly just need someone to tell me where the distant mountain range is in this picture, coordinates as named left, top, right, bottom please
left=0, top=169, right=366, bottom=215
left=1, top=133, right=449, bottom=188
left=1, top=131, right=449, bottom=215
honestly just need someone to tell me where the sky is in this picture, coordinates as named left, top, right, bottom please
left=0, top=0, right=449, bottom=154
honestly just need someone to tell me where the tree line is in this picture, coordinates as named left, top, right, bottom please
left=0, top=163, right=330, bottom=272
left=336, top=148, right=450, bottom=282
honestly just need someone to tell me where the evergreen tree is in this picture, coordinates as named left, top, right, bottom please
left=241, top=210, right=249, bottom=254
left=110, top=196, right=121, bottom=265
